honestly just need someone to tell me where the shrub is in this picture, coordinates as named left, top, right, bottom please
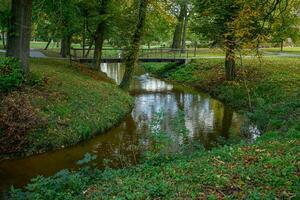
left=0, top=57, right=23, bottom=92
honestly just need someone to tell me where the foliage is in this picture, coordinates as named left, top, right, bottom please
left=0, top=57, right=23, bottom=92
left=0, top=0, right=10, bottom=35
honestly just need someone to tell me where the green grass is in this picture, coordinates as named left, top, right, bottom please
left=262, top=47, right=300, bottom=55
left=11, top=56, right=300, bottom=199
left=0, top=58, right=133, bottom=157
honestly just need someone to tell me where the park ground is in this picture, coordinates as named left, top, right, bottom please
left=0, top=57, right=133, bottom=158
left=10, top=54, right=300, bottom=199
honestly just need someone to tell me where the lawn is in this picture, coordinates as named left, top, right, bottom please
left=0, top=58, right=133, bottom=158
left=262, top=47, right=300, bottom=55
left=11, top=56, right=300, bottom=199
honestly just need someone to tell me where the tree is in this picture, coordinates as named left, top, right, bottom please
left=192, top=0, right=296, bottom=80
left=33, top=0, right=81, bottom=57
left=6, top=0, right=32, bottom=73
left=142, top=1, right=175, bottom=48
left=270, top=0, right=300, bottom=51
left=0, top=0, right=11, bottom=49
left=120, top=0, right=149, bottom=90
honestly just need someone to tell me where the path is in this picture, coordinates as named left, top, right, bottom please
left=0, top=49, right=47, bottom=58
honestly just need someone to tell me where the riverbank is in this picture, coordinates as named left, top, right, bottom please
left=0, top=58, right=133, bottom=159
left=143, top=57, right=300, bottom=132
left=10, top=57, right=300, bottom=199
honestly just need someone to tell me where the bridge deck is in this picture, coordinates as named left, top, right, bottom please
left=73, top=57, right=188, bottom=64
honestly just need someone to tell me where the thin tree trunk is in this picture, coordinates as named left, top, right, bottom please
left=85, top=39, right=94, bottom=57
left=280, top=40, right=284, bottom=52
left=120, top=0, right=149, bottom=90
left=181, top=1, right=188, bottom=52
left=44, top=39, right=51, bottom=50
left=224, top=40, right=236, bottom=80
left=60, top=35, right=71, bottom=58
left=1, top=32, right=6, bottom=48
left=6, top=0, right=32, bottom=74
left=82, top=17, right=86, bottom=58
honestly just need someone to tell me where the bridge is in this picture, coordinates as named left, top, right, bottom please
left=70, top=48, right=200, bottom=64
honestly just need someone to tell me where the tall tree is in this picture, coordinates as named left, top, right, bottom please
left=93, top=0, right=110, bottom=68
left=120, top=0, right=149, bottom=90
left=6, top=0, right=32, bottom=73
left=192, top=0, right=293, bottom=80
left=192, top=0, right=240, bottom=80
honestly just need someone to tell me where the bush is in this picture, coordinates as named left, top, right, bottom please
left=0, top=57, right=23, bottom=92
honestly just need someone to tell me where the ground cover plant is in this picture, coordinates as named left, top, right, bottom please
left=0, top=58, right=133, bottom=158
left=10, top=57, right=300, bottom=199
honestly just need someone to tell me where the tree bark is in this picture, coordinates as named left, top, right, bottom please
left=60, top=35, right=71, bottom=58
left=1, top=32, right=6, bottom=48
left=44, top=39, right=51, bottom=50
left=224, top=39, right=236, bottom=81
left=85, top=39, right=94, bottom=58
left=280, top=40, right=284, bottom=52
left=93, top=0, right=109, bottom=68
left=171, top=3, right=185, bottom=49
left=6, top=0, right=32, bottom=74
left=120, top=0, right=149, bottom=90
left=93, top=23, right=105, bottom=68
left=181, top=1, right=188, bottom=52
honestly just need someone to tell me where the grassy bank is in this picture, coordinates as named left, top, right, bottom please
left=11, top=57, right=300, bottom=199
left=0, top=58, right=133, bottom=158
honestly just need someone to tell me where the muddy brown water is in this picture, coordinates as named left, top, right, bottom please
left=0, top=63, right=246, bottom=195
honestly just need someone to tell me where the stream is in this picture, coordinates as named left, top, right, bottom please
left=0, top=63, right=247, bottom=195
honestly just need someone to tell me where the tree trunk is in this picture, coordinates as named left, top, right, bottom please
left=120, top=0, right=149, bottom=90
left=44, top=39, right=51, bottom=50
left=60, top=35, right=71, bottom=58
left=93, top=23, right=105, bottom=68
left=224, top=41, right=236, bottom=81
left=181, top=1, right=188, bottom=52
left=82, top=17, right=86, bottom=58
left=93, top=0, right=109, bottom=68
left=85, top=39, right=94, bottom=58
left=171, top=23, right=183, bottom=49
left=6, top=0, right=32, bottom=74
left=280, top=40, right=284, bottom=52
left=171, top=3, right=185, bottom=49
left=1, top=32, right=6, bottom=49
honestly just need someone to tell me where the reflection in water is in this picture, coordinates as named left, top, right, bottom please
left=0, top=63, right=244, bottom=193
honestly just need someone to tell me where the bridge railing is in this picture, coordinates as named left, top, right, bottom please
left=70, top=47, right=204, bottom=62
